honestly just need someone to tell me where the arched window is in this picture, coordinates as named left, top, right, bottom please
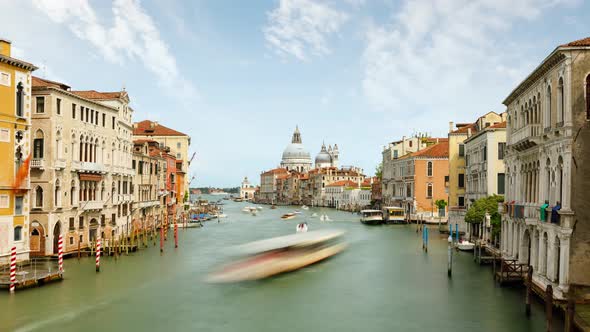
left=33, top=130, right=44, bottom=159
left=427, top=161, right=433, bottom=177
left=546, top=85, right=552, bottom=128
left=70, top=180, right=76, bottom=206
left=586, top=74, right=590, bottom=119
left=14, top=226, right=22, bottom=241
left=56, top=130, right=63, bottom=159
left=427, top=183, right=433, bottom=198
left=16, top=82, right=24, bottom=117
left=54, top=179, right=61, bottom=207
left=35, top=186, right=43, bottom=208
left=558, top=77, right=564, bottom=125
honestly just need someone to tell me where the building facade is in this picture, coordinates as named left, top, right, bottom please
left=501, top=37, right=590, bottom=301
left=0, top=39, right=37, bottom=264
left=239, top=176, right=256, bottom=200
left=29, top=76, right=134, bottom=256
left=131, top=140, right=165, bottom=233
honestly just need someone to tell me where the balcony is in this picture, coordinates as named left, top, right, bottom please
left=80, top=200, right=103, bottom=211
left=54, top=159, right=66, bottom=170
left=508, top=124, right=542, bottom=152
left=31, top=158, right=45, bottom=170
left=138, top=200, right=160, bottom=208
left=72, top=161, right=106, bottom=174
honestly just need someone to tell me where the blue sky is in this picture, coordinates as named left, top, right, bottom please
left=1, top=0, right=588, bottom=187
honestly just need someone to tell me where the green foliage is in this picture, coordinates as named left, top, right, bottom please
left=465, top=195, right=504, bottom=237
left=434, top=199, right=447, bottom=210
left=375, top=162, right=383, bottom=179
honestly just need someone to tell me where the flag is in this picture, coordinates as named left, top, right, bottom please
left=13, top=154, right=31, bottom=191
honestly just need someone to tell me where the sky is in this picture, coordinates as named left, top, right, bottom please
left=1, top=0, right=589, bottom=187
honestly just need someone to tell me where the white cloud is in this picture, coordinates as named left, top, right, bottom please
left=31, top=0, right=197, bottom=98
left=263, top=0, right=349, bottom=61
left=361, top=0, right=578, bottom=125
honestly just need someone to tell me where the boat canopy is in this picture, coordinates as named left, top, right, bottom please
left=361, top=209, right=382, bottom=215
left=232, top=229, right=345, bottom=255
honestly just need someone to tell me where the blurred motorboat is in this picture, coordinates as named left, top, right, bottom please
left=207, top=229, right=346, bottom=283
left=296, top=222, right=308, bottom=233
left=281, top=213, right=296, bottom=220
left=301, top=205, right=309, bottom=210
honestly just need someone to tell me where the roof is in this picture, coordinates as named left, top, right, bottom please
left=71, top=90, right=123, bottom=100
left=409, top=141, right=449, bottom=158
left=327, top=180, right=357, bottom=187
left=262, top=168, right=289, bottom=176
left=133, top=120, right=188, bottom=137
left=561, top=36, right=590, bottom=47
left=450, top=123, right=477, bottom=134
left=32, top=76, right=70, bottom=90
left=276, top=174, right=290, bottom=180
left=488, top=121, right=506, bottom=129
left=0, top=53, right=37, bottom=71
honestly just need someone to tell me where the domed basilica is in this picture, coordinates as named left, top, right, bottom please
left=280, top=126, right=339, bottom=172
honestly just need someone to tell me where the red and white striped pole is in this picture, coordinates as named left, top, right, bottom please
left=174, top=222, right=178, bottom=248
left=58, top=234, right=64, bottom=274
left=9, top=246, right=16, bottom=293
left=95, top=238, right=101, bottom=272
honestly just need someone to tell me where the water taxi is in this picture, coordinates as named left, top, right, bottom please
left=207, top=229, right=346, bottom=283
left=281, top=213, right=296, bottom=220
left=360, top=210, right=383, bottom=225
left=383, top=207, right=406, bottom=224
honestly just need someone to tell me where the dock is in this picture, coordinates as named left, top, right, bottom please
left=0, top=257, right=63, bottom=291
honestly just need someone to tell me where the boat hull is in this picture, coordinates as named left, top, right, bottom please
left=360, top=218, right=383, bottom=225
left=207, top=243, right=347, bottom=283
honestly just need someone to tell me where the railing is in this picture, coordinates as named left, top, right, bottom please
left=513, top=204, right=525, bottom=219
left=524, top=204, right=539, bottom=219
left=72, top=161, right=105, bottom=173
left=54, top=159, right=66, bottom=169
left=81, top=200, right=103, bottom=210
left=508, top=124, right=541, bottom=145
left=31, top=158, right=45, bottom=169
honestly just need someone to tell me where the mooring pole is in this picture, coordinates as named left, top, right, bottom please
left=526, top=266, right=533, bottom=316
left=447, top=235, right=453, bottom=277
left=546, top=284, right=553, bottom=332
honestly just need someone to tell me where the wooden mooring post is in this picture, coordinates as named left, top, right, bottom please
left=525, top=266, right=533, bottom=316
left=546, top=284, right=553, bottom=332
left=564, top=295, right=575, bottom=332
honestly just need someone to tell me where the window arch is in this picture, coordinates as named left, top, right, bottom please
left=546, top=85, right=552, bottom=128
left=33, top=129, right=44, bottom=159
left=70, top=180, right=76, bottom=206
left=55, top=179, right=61, bottom=207
left=16, top=82, right=24, bottom=117
left=14, top=226, right=23, bottom=241
left=427, top=161, right=433, bottom=177
left=558, top=77, right=565, bottom=125
left=427, top=183, right=433, bottom=198
left=35, top=186, right=43, bottom=208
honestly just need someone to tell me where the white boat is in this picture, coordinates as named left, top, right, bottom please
left=301, top=205, right=309, bottom=210
left=457, top=240, right=475, bottom=251
left=319, top=214, right=331, bottom=222
left=177, top=221, right=203, bottom=228
left=251, top=210, right=258, bottom=216
left=242, top=207, right=251, bottom=213
left=311, top=213, right=318, bottom=218
left=256, top=206, right=263, bottom=210
left=207, top=229, right=346, bottom=283
left=218, top=214, right=228, bottom=218
left=296, top=223, right=308, bottom=233
left=360, top=210, right=383, bottom=225
left=293, top=210, right=301, bottom=215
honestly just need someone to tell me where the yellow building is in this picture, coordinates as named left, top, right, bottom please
left=0, top=39, right=37, bottom=264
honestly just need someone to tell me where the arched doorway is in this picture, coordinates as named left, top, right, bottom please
left=53, top=221, right=61, bottom=254
left=30, top=221, right=45, bottom=256
left=89, top=218, right=98, bottom=241
left=521, top=229, right=531, bottom=266
left=553, top=236, right=561, bottom=283
left=540, top=232, right=548, bottom=276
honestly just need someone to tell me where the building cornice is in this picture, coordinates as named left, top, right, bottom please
left=0, top=54, right=37, bottom=71
left=32, top=86, right=119, bottom=112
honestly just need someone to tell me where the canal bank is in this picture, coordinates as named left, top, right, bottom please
left=1, top=201, right=563, bottom=331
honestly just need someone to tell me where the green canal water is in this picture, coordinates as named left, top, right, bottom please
left=1, top=199, right=562, bottom=332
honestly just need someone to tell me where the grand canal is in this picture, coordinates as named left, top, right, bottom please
left=1, top=198, right=562, bottom=332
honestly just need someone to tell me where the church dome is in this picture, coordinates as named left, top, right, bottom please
left=282, top=143, right=311, bottom=160
left=315, top=143, right=332, bottom=165
left=281, top=126, right=312, bottom=169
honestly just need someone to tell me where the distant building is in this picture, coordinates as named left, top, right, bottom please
left=239, top=177, right=256, bottom=200
left=280, top=126, right=312, bottom=172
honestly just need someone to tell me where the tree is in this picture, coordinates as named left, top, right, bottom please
left=375, top=162, right=383, bottom=179
left=465, top=195, right=504, bottom=238
left=435, top=199, right=447, bottom=228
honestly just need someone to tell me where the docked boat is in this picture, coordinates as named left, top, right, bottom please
left=457, top=240, right=475, bottom=251
left=206, top=229, right=346, bottom=283
left=177, top=220, right=203, bottom=228
left=360, top=210, right=383, bottom=225
left=281, top=213, right=296, bottom=220
left=382, top=206, right=406, bottom=224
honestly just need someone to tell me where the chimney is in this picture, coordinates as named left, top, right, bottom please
left=154, top=121, right=159, bottom=127
left=449, top=121, right=454, bottom=133
left=467, top=128, right=472, bottom=137
left=0, top=38, right=11, bottom=57
left=132, top=123, right=138, bottom=129
left=150, top=122, right=155, bottom=129
left=436, top=138, right=439, bottom=143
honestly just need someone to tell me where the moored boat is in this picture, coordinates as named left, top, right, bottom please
left=206, top=229, right=346, bottom=283
left=360, top=210, right=383, bottom=225
left=382, top=206, right=406, bottom=224
left=457, top=240, right=475, bottom=251
left=281, top=213, right=296, bottom=220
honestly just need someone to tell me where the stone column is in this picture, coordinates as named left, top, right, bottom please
left=562, top=152, right=572, bottom=210
left=530, top=229, right=538, bottom=271
left=538, top=232, right=546, bottom=276
left=547, top=235, right=556, bottom=281
left=558, top=235, right=570, bottom=289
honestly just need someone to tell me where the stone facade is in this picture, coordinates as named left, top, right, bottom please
left=29, top=77, right=134, bottom=256
left=500, top=37, right=590, bottom=300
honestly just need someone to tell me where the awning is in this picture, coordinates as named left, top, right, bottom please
left=79, top=173, right=103, bottom=181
